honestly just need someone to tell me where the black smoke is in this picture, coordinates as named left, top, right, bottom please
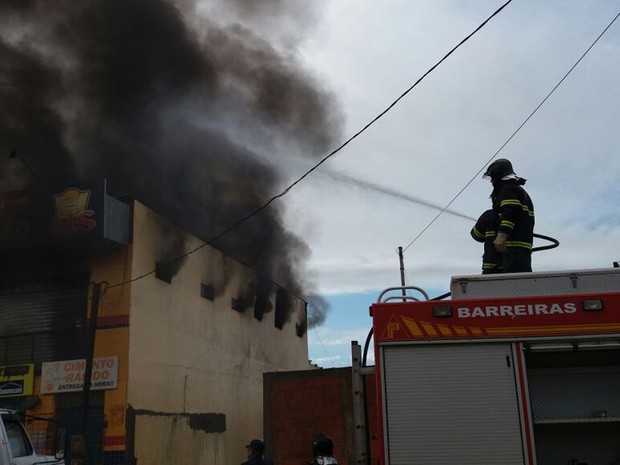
left=0, top=0, right=342, bottom=328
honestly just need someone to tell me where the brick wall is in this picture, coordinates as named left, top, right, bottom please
left=264, top=367, right=379, bottom=465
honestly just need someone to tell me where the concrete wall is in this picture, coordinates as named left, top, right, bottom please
left=132, top=412, right=226, bottom=465
left=127, top=202, right=312, bottom=465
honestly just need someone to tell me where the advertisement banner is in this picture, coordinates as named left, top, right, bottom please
left=41, top=356, right=118, bottom=394
left=0, top=364, right=34, bottom=398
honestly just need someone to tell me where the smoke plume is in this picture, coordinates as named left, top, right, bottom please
left=0, top=0, right=343, bottom=328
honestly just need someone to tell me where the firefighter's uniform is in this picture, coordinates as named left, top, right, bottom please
left=492, top=178, right=535, bottom=272
left=470, top=209, right=503, bottom=274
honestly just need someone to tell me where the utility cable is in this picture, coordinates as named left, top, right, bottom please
left=402, top=8, right=620, bottom=253
left=313, top=327, right=337, bottom=368
left=106, top=0, right=513, bottom=290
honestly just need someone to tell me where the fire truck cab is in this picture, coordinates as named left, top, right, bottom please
left=371, top=268, right=620, bottom=465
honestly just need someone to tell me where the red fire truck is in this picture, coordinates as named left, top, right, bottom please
left=370, top=268, right=620, bottom=465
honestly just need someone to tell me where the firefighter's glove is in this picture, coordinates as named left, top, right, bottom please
left=494, top=232, right=508, bottom=252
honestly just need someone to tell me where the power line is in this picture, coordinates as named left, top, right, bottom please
left=312, top=327, right=337, bottom=368
left=107, top=0, right=513, bottom=290
left=402, top=8, right=620, bottom=253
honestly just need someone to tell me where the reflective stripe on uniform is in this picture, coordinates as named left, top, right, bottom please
left=506, top=241, right=532, bottom=250
left=500, top=199, right=534, bottom=217
left=500, top=199, right=521, bottom=207
left=471, top=226, right=484, bottom=239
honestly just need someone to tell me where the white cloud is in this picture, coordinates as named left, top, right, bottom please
left=283, top=0, right=620, bottom=297
left=308, top=326, right=373, bottom=368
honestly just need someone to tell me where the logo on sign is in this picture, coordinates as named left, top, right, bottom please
left=0, top=381, right=24, bottom=396
left=51, top=187, right=96, bottom=237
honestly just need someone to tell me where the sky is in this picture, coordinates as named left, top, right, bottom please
left=275, top=0, right=620, bottom=367
left=2, top=0, right=618, bottom=370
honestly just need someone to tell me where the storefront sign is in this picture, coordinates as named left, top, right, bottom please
left=51, top=187, right=97, bottom=237
left=41, top=356, right=118, bottom=394
left=0, top=364, right=34, bottom=398
left=0, top=184, right=104, bottom=249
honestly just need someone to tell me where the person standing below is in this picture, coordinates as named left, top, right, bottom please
left=482, top=158, right=535, bottom=273
left=310, top=433, right=339, bottom=465
left=470, top=209, right=503, bottom=274
left=242, top=439, right=274, bottom=465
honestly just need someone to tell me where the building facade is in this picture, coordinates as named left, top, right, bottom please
left=0, top=185, right=312, bottom=465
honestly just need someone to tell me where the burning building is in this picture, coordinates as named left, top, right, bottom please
left=0, top=184, right=312, bottom=464
left=0, top=1, right=342, bottom=464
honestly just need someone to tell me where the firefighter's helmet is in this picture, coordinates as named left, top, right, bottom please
left=312, top=433, right=334, bottom=457
left=483, top=158, right=515, bottom=182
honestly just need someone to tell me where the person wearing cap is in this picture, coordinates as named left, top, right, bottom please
left=482, top=158, right=535, bottom=273
left=242, top=439, right=274, bottom=465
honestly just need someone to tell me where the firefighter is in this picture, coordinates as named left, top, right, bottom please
left=310, top=433, right=339, bottom=465
left=470, top=209, right=503, bottom=274
left=483, top=158, right=535, bottom=273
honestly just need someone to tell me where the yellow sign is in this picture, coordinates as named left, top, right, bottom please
left=0, top=364, right=34, bottom=398
left=51, top=187, right=96, bottom=236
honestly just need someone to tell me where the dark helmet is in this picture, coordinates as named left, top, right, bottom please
left=483, top=158, right=515, bottom=182
left=245, top=439, right=265, bottom=454
left=312, top=433, right=334, bottom=457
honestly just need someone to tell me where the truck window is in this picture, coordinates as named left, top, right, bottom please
left=4, top=420, right=33, bottom=458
